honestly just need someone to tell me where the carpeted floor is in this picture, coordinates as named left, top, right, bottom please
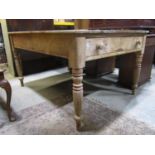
left=1, top=96, right=155, bottom=135
left=0, top=67, right=155, bottom=135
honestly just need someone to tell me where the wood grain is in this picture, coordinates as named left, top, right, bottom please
left=9, top=29, right=147, bottom=130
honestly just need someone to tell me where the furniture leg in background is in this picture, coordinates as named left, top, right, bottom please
left=85, top=57, right=116, bottom=77
left=0, top=71, right=16, bottom=121
left=118, top=51, right=144, bottom=95
left=118, top=35, right=154, bottom=91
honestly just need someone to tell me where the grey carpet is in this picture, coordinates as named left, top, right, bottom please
left=0, top=97, right=155, bottom=135
left=1, top=69, right=155, bottom=135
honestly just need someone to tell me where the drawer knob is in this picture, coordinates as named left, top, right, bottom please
left=96, top=43, right=104, bottom=50
left=135, top=41, right=141, bottom=48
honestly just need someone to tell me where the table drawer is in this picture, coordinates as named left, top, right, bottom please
left=86, top=37, right=144, bottom=57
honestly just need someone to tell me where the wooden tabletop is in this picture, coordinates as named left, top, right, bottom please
left=9, top=29, right=149, bottom=35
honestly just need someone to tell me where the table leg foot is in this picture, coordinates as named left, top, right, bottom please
left=7, top=108, right=16, bottom=122
left=132, top=89, right=135, bottom=95
left=19, top=77, right=24, bottom=87
left=74, top=115, right=82, bottom=130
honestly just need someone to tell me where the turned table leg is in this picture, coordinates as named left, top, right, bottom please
left=69, top=37, right=86, bottom=130
left=132, top=52, right=143, bottom=95
left=72, top=68, right=83, bottom=130
left=14, top=49, right=24, bottom=86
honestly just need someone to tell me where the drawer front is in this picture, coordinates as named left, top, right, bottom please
left=86, top=37, right=144, bottom=57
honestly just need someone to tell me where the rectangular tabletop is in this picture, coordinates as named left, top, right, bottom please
left=9, top=30, right=148, bottom=60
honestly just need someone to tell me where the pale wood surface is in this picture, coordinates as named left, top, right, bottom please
left=9, top=29, right=148, bottom=35
left=10, top=33, right=75, bottom=58
left=72, top=68, right=83, bottom=129
left=85, top=37, right=143, bottom=58
left=9, top=29, right=148, bottom=130
left=9, top=30, right=148, bottom=61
